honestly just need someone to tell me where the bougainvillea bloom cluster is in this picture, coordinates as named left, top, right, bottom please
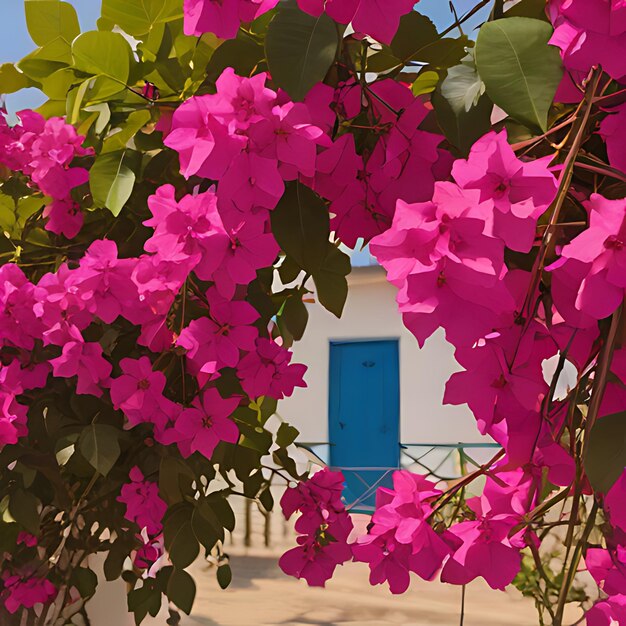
left=5, top=0, right=626, bottom=623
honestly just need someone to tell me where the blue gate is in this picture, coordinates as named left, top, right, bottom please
left=329, top=340, right=400, bottom=512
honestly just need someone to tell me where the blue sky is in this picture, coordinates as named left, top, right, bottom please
left=1, top=0, right=489, bottom=111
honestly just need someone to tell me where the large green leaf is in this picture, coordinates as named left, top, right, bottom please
left=312, top=243, right=351, bottom=318
left=164, top=505, right=199, bottom=569
left=90, top=150, right=140, bottom=217
left=475, top=17, right=562, bottom=132
left=9, top=490, right=40, bottom=535
left=391, top=12, right=439, bottom=62
left=266, top=1, right=338, bottom=101
left=506, top=0, right=550, bottom=20
left=72, top=31, right=132, bottom=88
left=271, top=181, right=330, bottom=274
left=78, top=424, right=120, bottom=477
left=166, top=569, right=196, bottom=615
left=584, top=411, right=626, bottom=494
left=432, top=88, right=493, bottom=156
left=24, top=0, right=80, bottom=47
left=0, top=64, right=32, bottom=93
left=101, top=0, right=181, bottom=37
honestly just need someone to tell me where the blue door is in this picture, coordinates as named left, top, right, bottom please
left=329, top=340, right=400, bottom=513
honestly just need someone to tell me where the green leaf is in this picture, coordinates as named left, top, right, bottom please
left=391, top=12, right=438, bottom=62
left=102, top=0, right=182, bottom=37
left=0, top=64, right=32, bottom=93
left=40, top=67, right=79, bottom=99
left=208, top=494, right=235, bottom=532
left=440, top=52, right=485, bottom=115
left=191, top=502, right=222, bottom=551
left=18, top=46, right=69, bottom=80
left=412, top=70, right=440, bottom=96
left=217, top=563, right=232, bottom=590
left=164, top=505, right=199, bottom=569
left=266, top=0, right=338, bottom=101
left=90, top=150, right=140, bottom=216
left=390, top=13, right=468, bottom=69
left=68, top=79, right=90, bottom=124
left=506, top=0, right=550, bottom=20
left=432, top=88, right=493, bottom=156
left=128, top=581, right=161, bottom=624
left=584, top=411, right=626, bottom=494
left=25, top=0, right=80, bottom=47
left=77, top=424, right=120, bottom=477
left=71, top=567, right=98, bottom=599
left=312, top=243, right=351, bottom=318
left=104, top=537, right=131, bottom=581
left=84, top=103, right=111, bottom=134
left=475, top=17, right=562, bottom=132
left=281, top=294, right=309, bottom=341
left=278, top=255, right=302, bottom=284
left=202, top=36, right=264, bottom=91
left=166, top=569, right=196, bottom=615
left=72, top=31, right=132, bottom=87
left=102, top=110, right=151, bottom=153
left=159, top=457, right=194, bottom=505
left=9, top=490, right=40, bottom=535
left=271, top=181, right=330, bottom=275
left=276, top=423, right=299, bottom=448
left=0, top=522, right=19, bottom=554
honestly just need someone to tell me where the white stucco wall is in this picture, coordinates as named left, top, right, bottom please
left=279, top=266, right=489, bottom=450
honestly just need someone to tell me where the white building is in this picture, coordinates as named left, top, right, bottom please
left=279, top=253, right=497, bottom=512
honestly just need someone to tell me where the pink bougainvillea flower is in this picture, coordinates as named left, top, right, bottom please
left=371, top=182, right=516, bottom=347
left=279, top=515, right=353, bottom=587
left=209, top=212, right=280, bottom=298
left=175, top=388, right=240, bottom=459
left=296, top=0, right=416, bottom=45
left=249, top=101, right=330, bottom=178
left=0, top=264, right=46, bottom=351
left=352, top=471, right=456, bottom=592
left=164, top=100, right=247, bottom=180
left=600, top=102, right=626, bottom=175
left=604, top=470, right=626, bottom=532
left=551, top=194, right=626, bottom=319
left=70, top=240, right=138, bottom=325
left=212, top=67, right=277, bottom=129
left=0, top=392, right=28, bottom=449
left=2, top=573, right=56, bottom=614
left=144, top=185, right=230, bottom=281
left=586, top=596, right=626, bottom=626
left=218, top=152, right=284, bottom=214
left=183, top=0, right=279, bottom=39
left=17, top=532, right=38, bottom=548
left=441, top=475, right=530, bottom=590
left=237, top=338, right=307, bottom=400
left=280, top=469, right=354, bottom=586
left=444, top=323, right=552, bottom=435
left=452, top=130, right=557, bottom=252
left=117, top=467, right=167, bottom=536
left=109, top=357, right=169, bottom=427
left=133, top=537, right=165, bottom=573
left=548, top=0, right=626, bottom=84
left=49, top=329, right=112, bottom=397
left=42, top=197, right=83, bottom=239
left=183, top=0, right=241, bottom=39
left=177, top=288, right=259, bottom=372
left=587, top=546, right=626, bottom=598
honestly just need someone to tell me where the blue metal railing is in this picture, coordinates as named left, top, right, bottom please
left=296, top=441, right=501, bottom=514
